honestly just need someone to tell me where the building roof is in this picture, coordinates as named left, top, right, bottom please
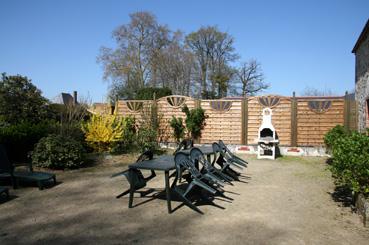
left=52, top=93, right=75, bottom=105
left=352, top=19, right=369, bottom=53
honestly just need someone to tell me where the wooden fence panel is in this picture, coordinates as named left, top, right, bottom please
left=115, top=100, right=153, bottom=125
left=156, top=96, right=196, bottom=142
left=297, top=98, right=345, bottom=146
left=200, top=100, right=242, bottom=144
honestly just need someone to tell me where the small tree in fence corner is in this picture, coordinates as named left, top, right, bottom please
left=182, top=105, right=207, bottom=142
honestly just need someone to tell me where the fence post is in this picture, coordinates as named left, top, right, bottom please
left=291, top=92, right=298, bottom=147
left=195, top=99, right=201, bottom=108
left=241, top=98, right=248, bottom=145
left=343, top=91, right=350, bottom=130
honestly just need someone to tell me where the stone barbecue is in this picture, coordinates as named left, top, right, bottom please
left=257, top=108, right=279, bottom=159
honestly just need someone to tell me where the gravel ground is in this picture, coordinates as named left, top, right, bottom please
left=0, top=153, right=368, bottom=245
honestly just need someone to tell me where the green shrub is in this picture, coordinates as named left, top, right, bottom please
left=135, top=87, right=172, bottom=100
left=0, top=73, right=50, bottom=124
left=170, top=116, right=185, bottom=143
left=182, top=105, right=207, bottom=140
left=330, top=131, right=369, bottom=195
left=137, top=126, right=158, bottom=152
left=324, top=125, right=349, bottom=150
left=0, top=121, right=53, bottom=162
left=31, top=134, right=85, bottom=169
left=111, top=116, right=137, bottom=154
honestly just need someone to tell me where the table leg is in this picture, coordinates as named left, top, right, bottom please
left=165, top=170, right=171, bottom=213
left=128, top=170, right=134, bottom=208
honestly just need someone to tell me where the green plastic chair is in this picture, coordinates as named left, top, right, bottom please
left=0, top=145, right=56, bottom=190
left=0, top=186, right=9, bottom=199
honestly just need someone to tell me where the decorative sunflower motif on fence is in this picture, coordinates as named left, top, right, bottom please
left=126, top=101, right=143, bottom=112
left=258, top=96, right=281, bottom=108
left=209, top=100, right=232, bottom=112
left=307, top=100, right=332, bottom=113
left=166, top=96, right=186, bottom=108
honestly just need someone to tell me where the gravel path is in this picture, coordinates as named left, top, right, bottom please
left=0, top=154, right=368, bottom=244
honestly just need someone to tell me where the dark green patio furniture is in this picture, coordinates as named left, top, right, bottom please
left=0, top=186, right=9, bottom=199
left=212, top=142, right=243, bottom=180
left=0, top=145, right=56, bottom=190
left=173, top=138, right=193, bottom=154
left=127, top=155, right=176, bottom=213
left=189, top=147, right=233, bottom=185
left=173, top=152, right=217, bottom=214
left=112, top=150, right=156, bottom=199
left=218, top=140, right=248, bottom=167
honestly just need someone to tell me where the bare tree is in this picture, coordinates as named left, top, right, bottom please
left=236, top=60, right=268, bottom=96
left=300, top=86, right=335, bottom=96
left=186, top=26, right=238, bottom=98
left=98, top=12, right=170, bottom=100
left=155, top=31, right=195, bottom=95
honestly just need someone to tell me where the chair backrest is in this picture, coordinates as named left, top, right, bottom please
left=136, top=150, right=154, bottom=162
left=0, top=145, right=14, bottom=173
left=212, top=142, right=230, bottom=163
left=212, top=142, right=222, bottom=154
left=218, top=140, right=234, bottom=159
left=183, top=139, right=193, bottom=149
left=218, top=140, right=228, bottom=151
left=174, top=138, right=194, bottom=154
left=189, top=147, right=211, bottom=170
left=174, top=152, right=201, bottom=179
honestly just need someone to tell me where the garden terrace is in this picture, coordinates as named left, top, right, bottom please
left=1, top=154, right=368, bottom=244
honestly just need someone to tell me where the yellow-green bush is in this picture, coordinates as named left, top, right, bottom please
left=82, top=114, right=128, bottom=152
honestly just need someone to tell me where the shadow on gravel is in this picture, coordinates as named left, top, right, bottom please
left=0, top=194, right=18, bottom=204
left=329, top=186, right=353, bottom=208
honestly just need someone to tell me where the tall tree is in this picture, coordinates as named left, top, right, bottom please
left=0, top=73, right=49, bottom=124
left=235, top=60, right=268, bottom=96
left=186, top=26, right=238, bottom=98
left=98, top=11, right=170, bottom=100
left=156, top=31, right=195, bottom=95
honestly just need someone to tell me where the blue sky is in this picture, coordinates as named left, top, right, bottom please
left=0, top=0, right=368, bottom=102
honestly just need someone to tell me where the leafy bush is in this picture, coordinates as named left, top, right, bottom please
left=82, top=115, right=128, bottom=152
left=135, top=87, right=172, bottom=100
left=324, top=125, right=349, bottom=151
left=110, top=116, right=137, bottom=154
left=327, top=128, right=369, bottom=195
left=137, top=126, right=158, bottom=152
left=182, top=105, right=207, bottom=140
left=31, top=134, right=85, bottom=169
left=170, top=116, right=185, bottom=143
left=0, top=121, right=53, bottom=162
left=0, top=73, right=50, bottom=124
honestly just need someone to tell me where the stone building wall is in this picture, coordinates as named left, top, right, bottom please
left=355, top=28, right=369, bottom=132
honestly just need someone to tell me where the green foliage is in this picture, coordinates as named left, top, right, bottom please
left=327, top=127, right=369, bottom=195
left=170, top=116, right=185, bottom=143
left=324, top=125, right=349, bottom=150
left=31, top=134, right=85, bottom=169
left=0, top=73, right=50, bottom=124
left=82, top=115, right=128, bottom=152
left=110, top=116, right=137, bottom=154
left=0, top=121, right=53, bottom=162
left=135, top=87, right=172, bottom=100
left=137, top=126, right=158, bottom=152
left=182, top=105, right=207, bottom=140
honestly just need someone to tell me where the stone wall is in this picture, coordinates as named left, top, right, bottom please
left=355, top=30, right=369, bottom=132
